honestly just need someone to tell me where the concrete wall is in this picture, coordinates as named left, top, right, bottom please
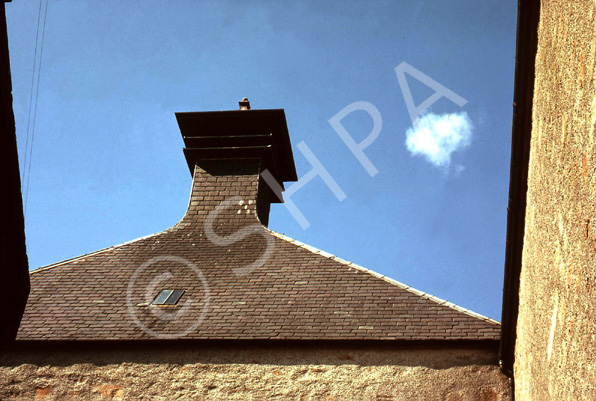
left=0, top=345, right=510, bottom=400
left=515, top=1, right=596, bottom=399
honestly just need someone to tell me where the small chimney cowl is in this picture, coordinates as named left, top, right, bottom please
left=238, top=97, right=251, bottom=110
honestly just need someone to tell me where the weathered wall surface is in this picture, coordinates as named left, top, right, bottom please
left=516, top=1, right=596, bottom=399
left=0, top=346, right=510, bottom=400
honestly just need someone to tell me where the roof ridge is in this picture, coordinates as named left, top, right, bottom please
left=266, top=229, right=500, bottom=326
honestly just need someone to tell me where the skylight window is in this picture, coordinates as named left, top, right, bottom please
left=152, top=290, right=185, bottom=306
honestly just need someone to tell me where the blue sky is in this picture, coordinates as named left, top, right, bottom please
left=7, top=1, right=517, bottom=320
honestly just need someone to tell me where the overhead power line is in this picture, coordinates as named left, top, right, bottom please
left=23, top=0, right=49, bottom=217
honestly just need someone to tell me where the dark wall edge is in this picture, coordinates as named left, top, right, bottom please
left=0, top=1, right=31, bottom=345
left=499, top=0, right=541, bottom=379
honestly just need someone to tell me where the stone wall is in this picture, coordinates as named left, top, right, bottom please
left=0, top=345, right=510, bottom=400
left=515, top=1, right=596, bottom=399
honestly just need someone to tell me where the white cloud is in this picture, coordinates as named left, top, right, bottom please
left=405, top=112, right=473, bottom=169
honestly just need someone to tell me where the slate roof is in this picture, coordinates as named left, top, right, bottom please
left=17, top=159, right=500, bottom=342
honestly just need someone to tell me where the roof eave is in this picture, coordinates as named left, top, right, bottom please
left=9, top=338, right=501, bottom=352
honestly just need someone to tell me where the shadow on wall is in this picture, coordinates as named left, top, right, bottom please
left=0, top=342, right=499, bottom=368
